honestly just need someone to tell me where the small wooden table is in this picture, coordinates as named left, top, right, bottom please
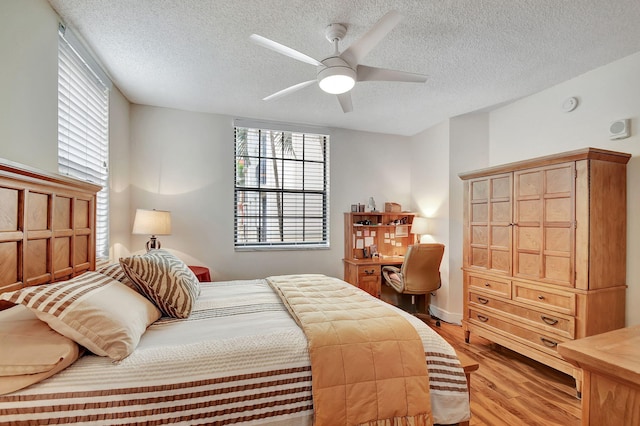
left=557, top=326, right=640, bottom=426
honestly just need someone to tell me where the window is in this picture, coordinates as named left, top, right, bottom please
left=57, top=23, right=110, bottom=258
left=234, top=122, right=329, bottom=249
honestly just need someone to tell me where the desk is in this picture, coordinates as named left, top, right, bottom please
left=558, top=326, right=640, bottom=425
left=343, top=257, right=404, bottom=298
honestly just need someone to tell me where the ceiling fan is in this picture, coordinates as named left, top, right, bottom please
left=250, top=10, right=427, bottom=113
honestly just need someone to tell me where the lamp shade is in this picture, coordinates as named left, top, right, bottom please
left=132, top=209, right=172, bottom=235
left=410, top=217, right=429, bottom=236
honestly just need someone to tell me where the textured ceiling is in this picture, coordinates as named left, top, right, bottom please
left=48, top=0, right=640, bottom=136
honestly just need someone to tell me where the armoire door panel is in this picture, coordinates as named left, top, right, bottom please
left=516, top=252, right=540, bottom=277
left=546, top=228, right=571, bottom=252
left=491, top=176, right=511, bottom=198
left=515, top=171, right=542, bottom=196
left=492, top=226, right=510, bottom=248
left=471, top=203, right=488, bottom=222
left=516, top=227, right=540, bottom=251
left=516, top=199, right=541, bottom=222
left=472, top=226, right=488, bottom=245
left=471, top=180, right=488, bottom=200
left=545, top=198, right=572, bottom=222
left=471, top=247, right=488, bottom=268
left=491, top=250, right=511, bottom=273
left=545, top=166, right=573, bottom=194
left=492, top=201, right=511, bottom=222
left=545, top=256, right=571, bottom=284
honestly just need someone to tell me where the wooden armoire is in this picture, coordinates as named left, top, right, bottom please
left=459, top=147, right=630, bottom=394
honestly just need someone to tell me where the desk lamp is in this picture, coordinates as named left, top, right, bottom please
left=132, top=208, right=172, bottom=251
left=410, top=217, right=429, bottom=244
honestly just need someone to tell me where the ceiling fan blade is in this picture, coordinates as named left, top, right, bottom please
left=357, top=65, right=427, bottom=83
left=250, top=34, right=322, bottom=67
left=263, top=80, right=317, bottom=101
left=341, top=10, right=403, bottom=67
left=337, top=92, right=353, bottom=113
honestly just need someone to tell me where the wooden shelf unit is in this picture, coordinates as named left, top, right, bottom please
left=342, top=211, right=415, bottom=297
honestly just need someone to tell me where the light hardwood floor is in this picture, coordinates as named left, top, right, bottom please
left=427, top=320, right=582, bottom=426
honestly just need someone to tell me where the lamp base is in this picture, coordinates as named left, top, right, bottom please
left=146, top=236, right=161, bottom=251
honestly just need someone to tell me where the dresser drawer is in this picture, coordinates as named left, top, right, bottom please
left=468, top=307, right=566, bottom=357
left=468, top=274, right=511, bottom=298
left=469, top=291, right=575, bottom=339
left=512, top=281, right=575, bottom=316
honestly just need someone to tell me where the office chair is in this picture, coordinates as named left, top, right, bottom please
left=382, top=243, right=445, bottom=326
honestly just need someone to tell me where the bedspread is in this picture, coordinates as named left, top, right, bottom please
left=0, top=278, right=469, bottom=425
left=268, top=274, right=432, bottom=426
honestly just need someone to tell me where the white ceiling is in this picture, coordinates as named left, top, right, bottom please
left=48, top=0, right=640, bottom=136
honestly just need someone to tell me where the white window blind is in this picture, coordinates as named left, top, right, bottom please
left=57, top=23, right=110, bottom=258
left=234, top=125, right=329, bottom=249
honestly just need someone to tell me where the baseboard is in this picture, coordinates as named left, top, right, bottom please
left=429, top=305, right=463, bottom=325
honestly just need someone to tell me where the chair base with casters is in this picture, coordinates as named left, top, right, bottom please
left=381, top=243, right=445, bottom=327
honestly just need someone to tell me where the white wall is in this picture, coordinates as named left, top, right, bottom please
left=0, top=0, right=58, bottom=172
left=109, top=87, right=132, bottom=260
left=129, top=105, right=412, bottom=281
left=0, top=0, right=132, bottom=260
left=448, top=113, right=490, bottom=322
left=484, top=51, right=640, bottom=326
left=408, top=115, right=491, bottom=324
left=409, top=121, right=453, bottom=319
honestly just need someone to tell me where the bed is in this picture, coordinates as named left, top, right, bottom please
left=0, top=158, right=471, bottom=425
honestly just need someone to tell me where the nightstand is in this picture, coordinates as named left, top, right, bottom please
left=188, top=265, right=211, bottom=282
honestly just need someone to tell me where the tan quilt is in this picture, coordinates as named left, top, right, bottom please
left=267, top=274, right=433, bottom=426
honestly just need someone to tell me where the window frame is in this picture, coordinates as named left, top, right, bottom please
left=233, top=121, right=330, bottom=251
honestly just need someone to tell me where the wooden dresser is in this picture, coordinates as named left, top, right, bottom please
left=558, top=326, right=640, bottom=425
left=459, top=148, right=630, bottom=393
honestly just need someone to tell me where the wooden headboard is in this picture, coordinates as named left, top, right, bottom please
left=0, top=158, right=101, bottom=309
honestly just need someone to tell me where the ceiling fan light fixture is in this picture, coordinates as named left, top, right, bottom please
left=317, top=66, right=356, bottom=94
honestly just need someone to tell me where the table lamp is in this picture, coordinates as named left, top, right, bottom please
left=132, top=208, right=172, bottom=251
left=410, top=217, right=429, bottom=243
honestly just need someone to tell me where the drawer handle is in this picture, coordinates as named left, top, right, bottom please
left=477, top=314, right=489, bottom=322
left=537, top=295, right=545, bottom=300
left=364, top=269, right=375, bottom=275
left=540, top=337, right=558, bottom=348
left=477, top=297, right=489, bottom=304
left=540, top=315, right=559, bottom=325
left=484, top=282, right=491, bottom=287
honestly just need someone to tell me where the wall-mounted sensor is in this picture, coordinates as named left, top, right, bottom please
left=609, top=119, right=630, bottom=140
left=562, top=97, right=578, bottom=112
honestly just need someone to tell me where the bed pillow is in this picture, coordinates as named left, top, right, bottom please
left=120, top=249, right=200, bottom=319
left=96, top=262, right=135, bottom=289
left=0, top=271, right=161, bottom=361
left=0, top=305, right=81, bottom=395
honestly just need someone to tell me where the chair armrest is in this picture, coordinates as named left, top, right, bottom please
left=382, top=266, right=404, bottom=292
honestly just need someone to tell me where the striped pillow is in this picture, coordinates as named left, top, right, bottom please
left=0, top=272, right=161, bottom=360
left=120, top=249, right=200, bottom=319
left=96, top=263, right=135, bottom=289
